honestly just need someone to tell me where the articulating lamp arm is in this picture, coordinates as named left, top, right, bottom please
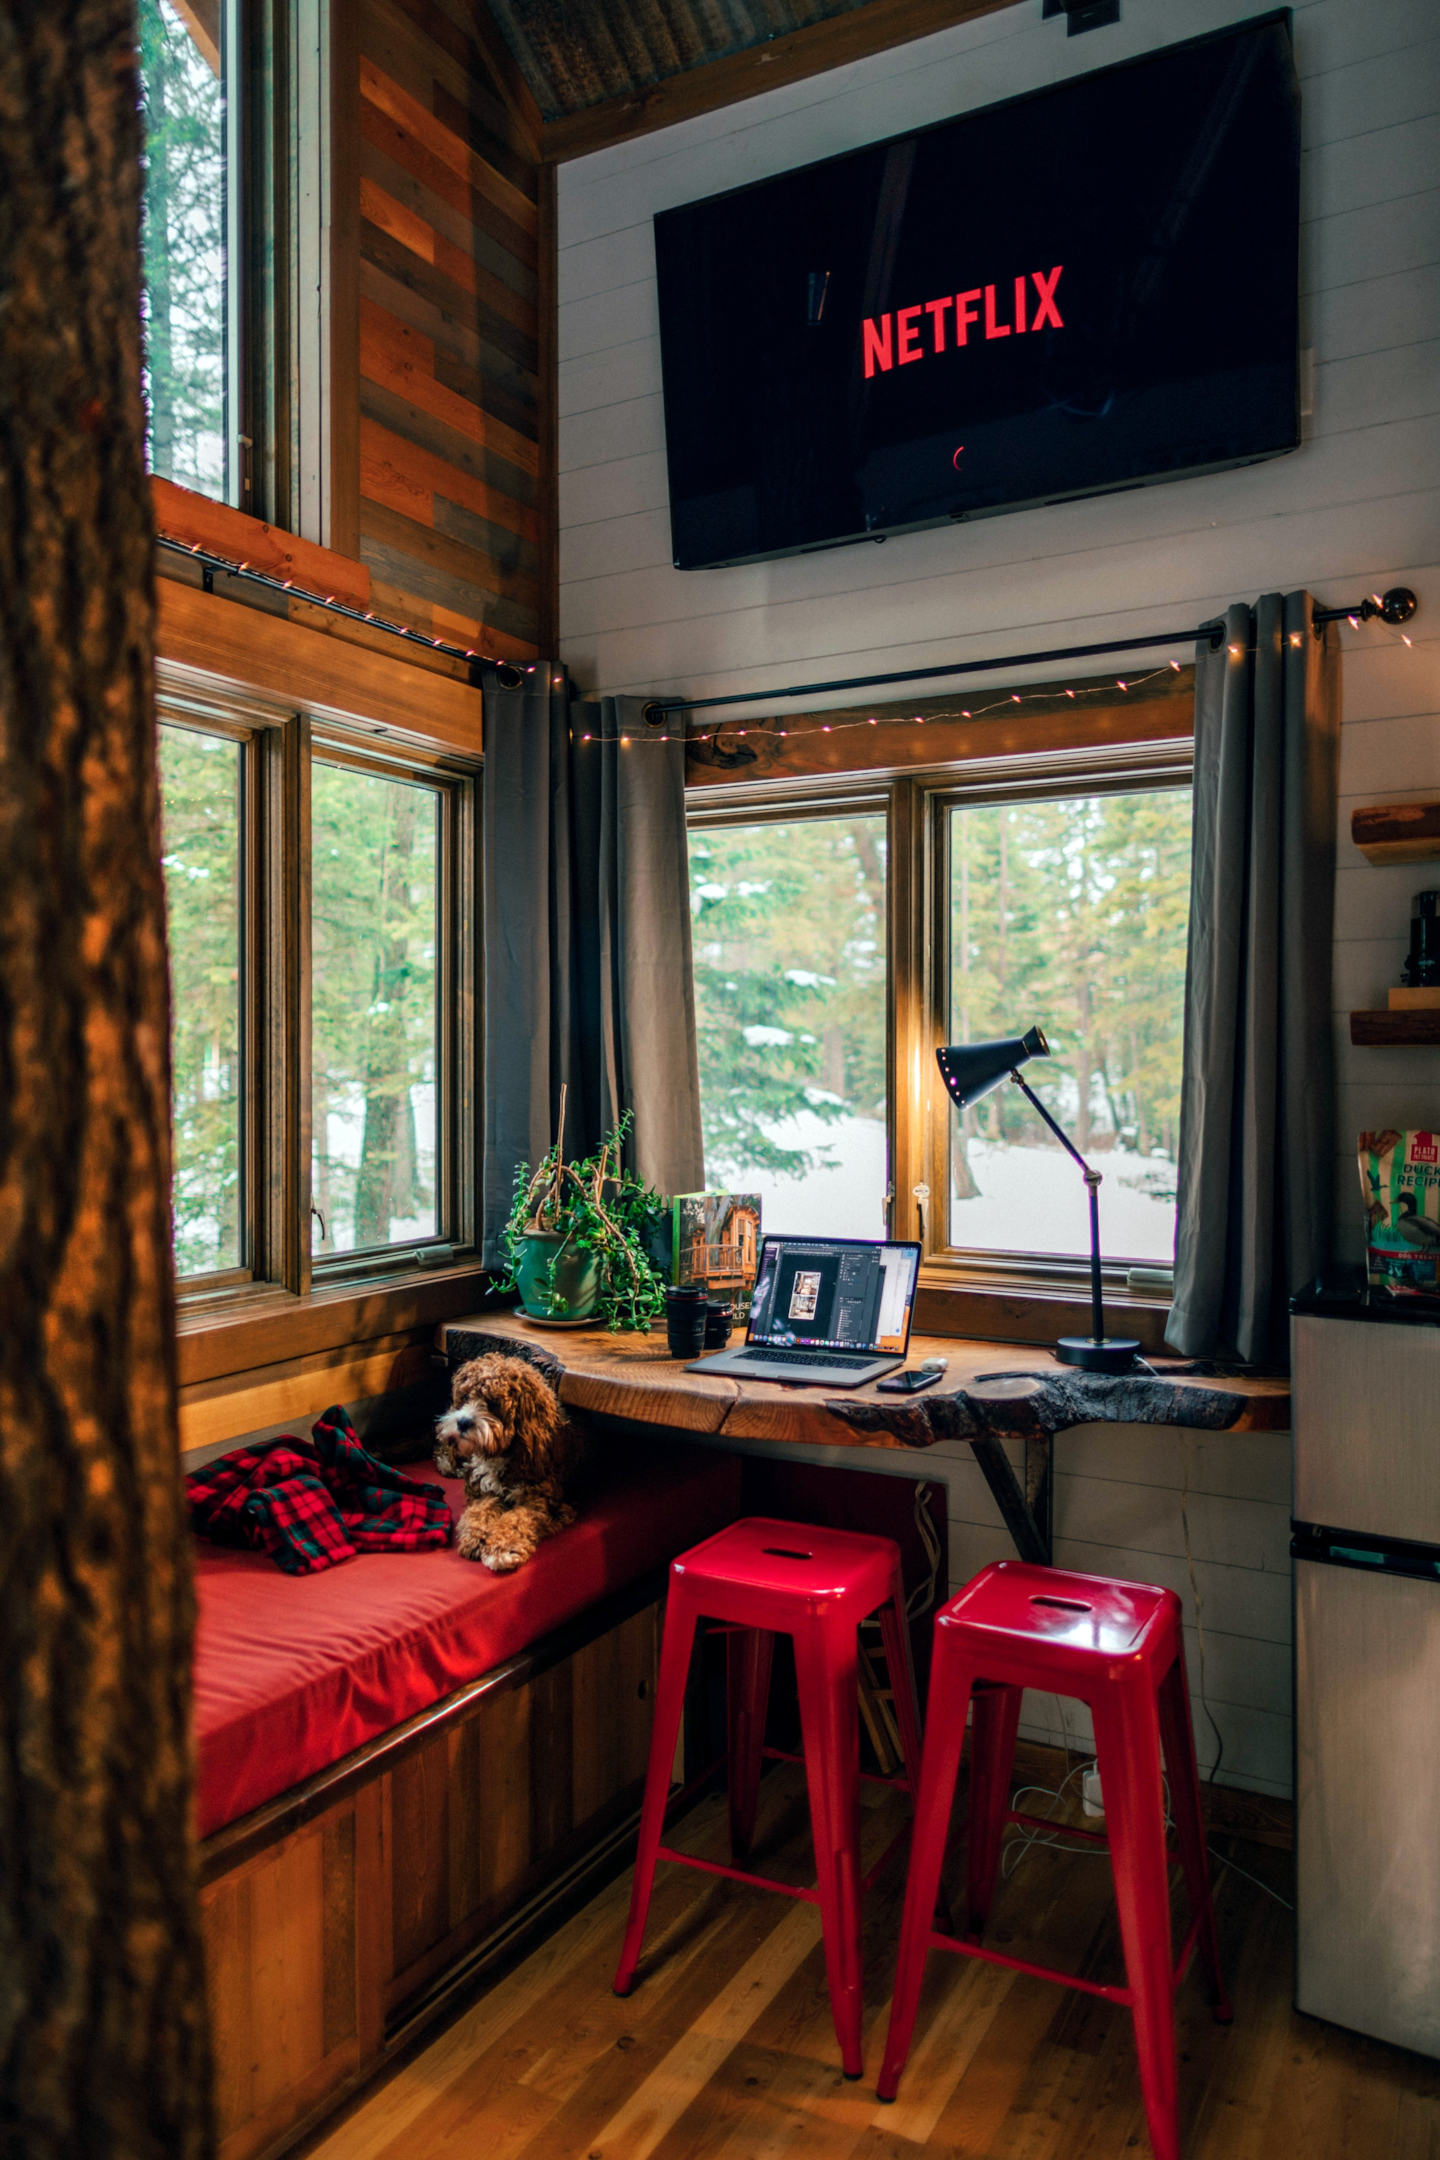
left=1007, top=1069, right=1108, bottom=1347
left=1008, top=1070, right=1090, bottom=1176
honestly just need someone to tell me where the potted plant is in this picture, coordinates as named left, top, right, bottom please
left=500, top=1094, right=668, bottom=1331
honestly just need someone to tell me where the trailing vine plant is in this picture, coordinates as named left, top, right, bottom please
left=500, top=1091, right=668, bottom=1330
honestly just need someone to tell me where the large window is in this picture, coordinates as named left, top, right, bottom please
left=689, top=736, right=1192, bottom=1300
left=139, top=0, right=230, bottom=502
left=946, top=787, right=1191, bottom=1266
left=157, top=682, right=476, bottom=1298
left=689, top=811, right=888, bottom=1240
left=138, top=0, right=338, bottom=529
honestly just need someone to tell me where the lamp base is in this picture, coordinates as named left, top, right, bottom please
left=1055, top=1335, right=1142, bottom=1375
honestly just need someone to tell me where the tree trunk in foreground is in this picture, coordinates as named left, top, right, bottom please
left=0, top=7, right=213, bottom=2158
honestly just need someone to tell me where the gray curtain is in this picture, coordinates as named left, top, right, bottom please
left=481, top=677, right=704, bottom=1267
left=1166, top=593, right=1341, bottom=1363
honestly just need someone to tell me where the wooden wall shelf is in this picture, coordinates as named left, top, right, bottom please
left=1350, top=1010, right=1440, bottom=1045
left=1352, top=802, right=1440, bottom=864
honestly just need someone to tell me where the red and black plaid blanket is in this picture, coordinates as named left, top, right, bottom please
left=186, top=1405, right=452, bottom=1574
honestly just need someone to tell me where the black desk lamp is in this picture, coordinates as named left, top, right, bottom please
left=936, top=1026, right=1140, bottom=1375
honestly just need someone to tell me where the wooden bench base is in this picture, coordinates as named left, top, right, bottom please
left=200, top=1579, right=663, bottom=2160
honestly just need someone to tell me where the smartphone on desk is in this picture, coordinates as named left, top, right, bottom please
left=876, top=1366, right=944, bottom=1394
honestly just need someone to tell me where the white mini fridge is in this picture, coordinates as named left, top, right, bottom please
left=1292, top=1285, right=1440, bottom=2057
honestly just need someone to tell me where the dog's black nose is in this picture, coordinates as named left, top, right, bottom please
left=454, top=1410, right=474, bottom=1429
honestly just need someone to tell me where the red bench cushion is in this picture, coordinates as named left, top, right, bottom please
left=194, top=1437, right=740, bottom=1837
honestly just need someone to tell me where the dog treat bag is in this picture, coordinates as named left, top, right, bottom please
left=1359, top=1129, right=1440, bottom=1295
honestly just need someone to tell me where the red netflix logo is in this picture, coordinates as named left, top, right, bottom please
left=862, top=266, right=1064, bottom=378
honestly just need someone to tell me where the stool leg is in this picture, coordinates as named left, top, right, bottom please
left=613, top=1591, right=700, bottom=1996
left=877, top=1641, right=972, bottom=2102
left=727, top=1626, right=775, bottom=1861
left=1157, top=1652, right=1232, bottom=2022
left=964, top=1680, right=1023, bottom=1941
left=877, top=1566, right=924, bottom=1787
left=793, top=1618, right=865, bottom=2078
left=1092, top=1687, right=1182, bottom=2160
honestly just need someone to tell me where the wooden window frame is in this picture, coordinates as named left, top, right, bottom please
left=158, top=671, right=307, bottom=1304
left=892, top=736, right=1194, bottom=1305
left=308, top=731, right=479, bottom=1286
left=687, top=701, right=1195, bottom=1342
left=160, top=661, right=481, bottom=1323
left=686, top=771, right=897, bottom=1229
left=150, top=0, right=358, bottom=545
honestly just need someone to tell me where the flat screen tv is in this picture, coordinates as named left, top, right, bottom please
left=654, top=11, right=1300, bottom=570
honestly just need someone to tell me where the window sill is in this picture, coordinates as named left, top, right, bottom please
left=176, top=1260, right=499, bottom=1388
left=915, top=1264, right=1172, bottom=1353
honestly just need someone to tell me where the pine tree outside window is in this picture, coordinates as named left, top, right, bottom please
left=946, top=786, right=1191, bottom=1267
left=311, top=763, right=442, bottom=1259
left=139, top=0, right=230, bottom=502
left=160, top=721, right=243, bottom=1277
left=688, top=807, right=890, bottom=1242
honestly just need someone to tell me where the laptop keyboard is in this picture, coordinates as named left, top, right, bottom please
left=735, top=1347, right=879, bottom=1369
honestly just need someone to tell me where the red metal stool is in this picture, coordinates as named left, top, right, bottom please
left=877, top=1561, right=1230, bottom=2159
left=613, top=1516, right=924, bottom=2077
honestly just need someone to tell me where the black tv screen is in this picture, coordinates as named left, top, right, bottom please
left=654, top=12, right=1299, bottom=570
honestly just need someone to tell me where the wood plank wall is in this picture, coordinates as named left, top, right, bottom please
left=356, top=0, right=552, bottom=666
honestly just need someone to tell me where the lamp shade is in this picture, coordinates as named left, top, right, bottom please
left=936, top=1026, right=1049, bottom=1110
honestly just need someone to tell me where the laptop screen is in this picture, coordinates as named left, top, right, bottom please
left=746, top=1237, right=921, bottom=1355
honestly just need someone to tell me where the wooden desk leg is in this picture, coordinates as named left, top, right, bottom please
left=1025, top=1432, right=1054, bottom=1565
left=967, top=1436, right=1052, bottom=1566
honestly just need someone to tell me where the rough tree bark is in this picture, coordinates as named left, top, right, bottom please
left=0, top=7, right=214, bottom=2159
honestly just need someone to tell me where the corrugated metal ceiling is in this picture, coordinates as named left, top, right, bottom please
left=484, top=0, right=882, bottom=119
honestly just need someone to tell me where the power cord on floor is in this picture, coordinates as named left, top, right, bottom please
left=1207, top=1844, right=1292, bottom=1910
left=999, top=1762, right=1292, bottom=1909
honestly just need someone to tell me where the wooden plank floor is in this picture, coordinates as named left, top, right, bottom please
left=299, top=1766, right=1440, bottom=2160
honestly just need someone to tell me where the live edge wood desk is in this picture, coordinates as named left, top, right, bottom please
left=438, top=1313, right=1290, bottom=1569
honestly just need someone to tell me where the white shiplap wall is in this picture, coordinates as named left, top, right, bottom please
left=557, top=0, right=1440, bottom=1796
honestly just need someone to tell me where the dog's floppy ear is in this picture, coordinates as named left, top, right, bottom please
left=450, top=1355, right=493, bottom=1407
left=498, top=1361, right=563, bottom=1479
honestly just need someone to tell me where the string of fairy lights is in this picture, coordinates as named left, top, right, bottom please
left=577, top=599, right=1420, bottom=749
left=159, top=533, right=1418, bottom=745
left=577, top=661, right=1190, bottom=748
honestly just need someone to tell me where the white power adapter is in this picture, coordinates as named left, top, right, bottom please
left=1081, top=1765, right=1105, bottom=1818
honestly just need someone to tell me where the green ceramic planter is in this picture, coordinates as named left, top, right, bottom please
left=514, top=1230, right=600, bottom=1321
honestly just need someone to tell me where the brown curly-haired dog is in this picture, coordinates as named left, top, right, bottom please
left=434, top=1353, right=585, bottom=1572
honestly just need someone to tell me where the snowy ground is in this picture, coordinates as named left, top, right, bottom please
left=726, top=1112, right=891, bottom=1241
left=953, top=1136, right=1176, bottom=1262
left=716, top=1112, right=1176, bottom=1263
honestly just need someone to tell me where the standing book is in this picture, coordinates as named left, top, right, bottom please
left=669, top=1191, right=762, bottom=1324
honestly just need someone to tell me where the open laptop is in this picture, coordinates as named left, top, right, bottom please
left=688, top=1235, right=922, bottom=1387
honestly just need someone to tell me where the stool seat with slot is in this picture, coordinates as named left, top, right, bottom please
left=877, top=1560, right=1231, bottom=2160
left=612, top=1516, right=924, bottom=2077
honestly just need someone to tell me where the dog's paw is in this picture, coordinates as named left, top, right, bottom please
left=482, top=1546, right=527, bottom=1573
left=455, top=1508, right=491, bottom=1561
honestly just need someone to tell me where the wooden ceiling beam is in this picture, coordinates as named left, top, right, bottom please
left=540, top=0, right=1023, bottom=163
left=467, top=0, right=546, bottom=154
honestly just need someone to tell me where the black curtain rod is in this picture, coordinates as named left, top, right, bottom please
left=155, top=534, right=528, bottom=687
left=643, top=588, right=1418, bottom=720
